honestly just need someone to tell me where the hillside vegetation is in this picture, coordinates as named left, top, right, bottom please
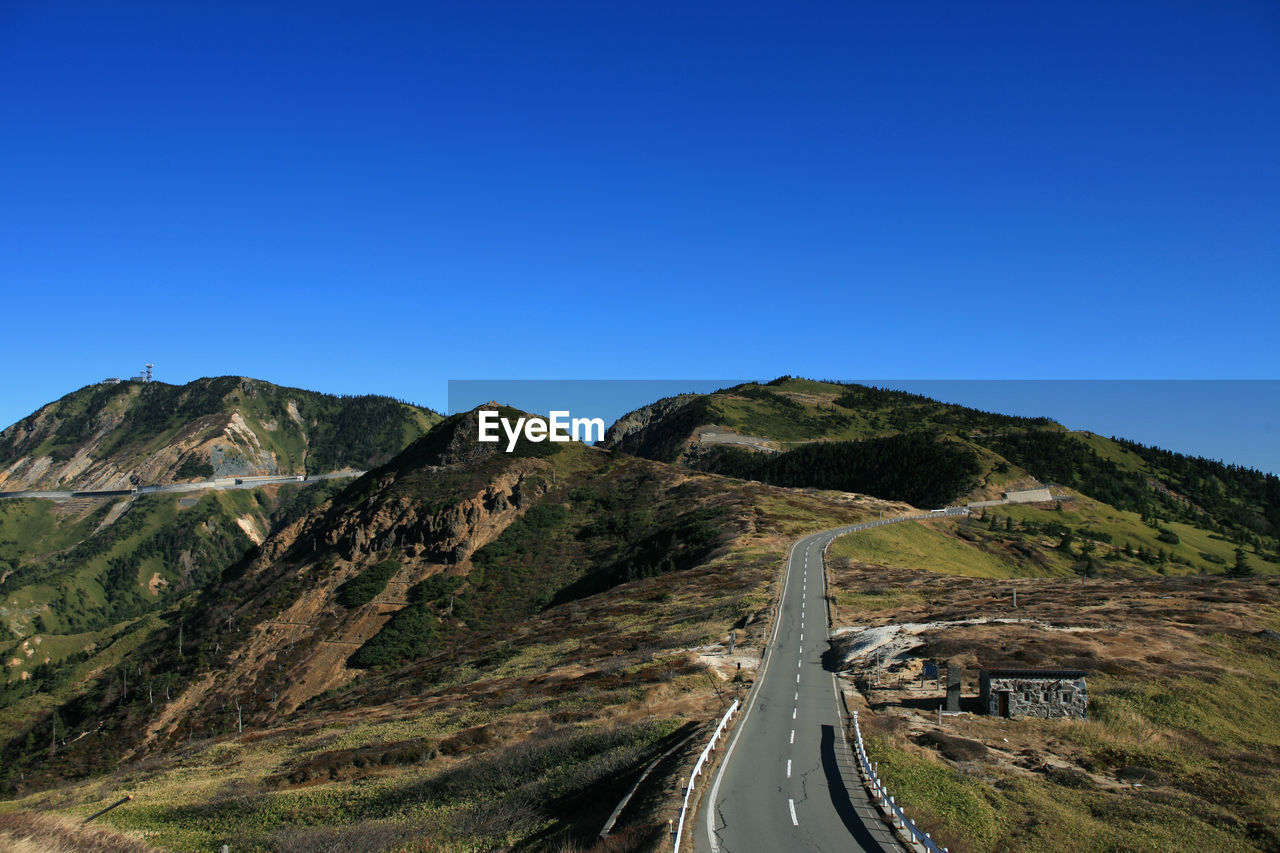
left=606, top=378, right=1279, bottom=569
left=0, top=480, right=350, bottom=713
left=0, top=376, right=440, bottom=492
left=0, top=408, right=900, bottom=851
left=699, top=431, right=981, bottom=509
left=2, top=378, right=1277, bottom=852
left=832, top=492, right=1274, bottom=581
left=828, top=550, right=1280, bottom=852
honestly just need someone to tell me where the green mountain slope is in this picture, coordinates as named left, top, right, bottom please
left=0, top=378, right=441, bottom=747
left=604, top=378, right=1279, bottom=573
left=0, top=376, right=440, bottom=492
left=0, top=485, right=363, bottom=718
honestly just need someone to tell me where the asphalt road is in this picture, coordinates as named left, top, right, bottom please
left=698, top=509, right=968, bottom=853
left=0, top=471, right=363, bottom=501
left=696, top=430, right=782, bottom=453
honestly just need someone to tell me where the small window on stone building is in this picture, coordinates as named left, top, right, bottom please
left=1061, top=691, right=1070, bottom=703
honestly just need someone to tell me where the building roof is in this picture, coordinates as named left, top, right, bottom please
left=982, top=668, right=1088, bottom=679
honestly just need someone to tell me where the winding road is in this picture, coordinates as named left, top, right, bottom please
left=698, top=509, right=968, bottom=853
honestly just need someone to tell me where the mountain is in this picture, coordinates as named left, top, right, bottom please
left=0, top=405, right=903, bottom=850
left=0, top=378, right=439, bottom=693
left=1, top=383, right=1276, bottom=852
left=0, top=376, right=441, bottom=492
left=603, top=377, right=1280, bottom=561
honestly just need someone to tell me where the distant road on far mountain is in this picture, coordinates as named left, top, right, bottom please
left=0, top=470, right=363, bottom=501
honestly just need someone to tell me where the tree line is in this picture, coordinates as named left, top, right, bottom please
left=695, top=431, right=982, bottom=508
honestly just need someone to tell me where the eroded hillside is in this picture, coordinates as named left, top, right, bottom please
left=0, top=376, right=439, bottom=492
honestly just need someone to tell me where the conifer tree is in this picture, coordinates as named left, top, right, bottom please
left=1228, top=545, right=1255, bottom=578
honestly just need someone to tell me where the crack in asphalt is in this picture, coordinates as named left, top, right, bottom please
left=714, top=800, right=730, bottom=853
left=797, top=767, right=818, bottom=806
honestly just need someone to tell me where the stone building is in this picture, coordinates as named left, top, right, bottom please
left=979, top=668, right=1087, bottom=719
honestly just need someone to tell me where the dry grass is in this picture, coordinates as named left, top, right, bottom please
left=0, top=812, right=157, bottom=853
left=830, top=553, right=1280, bottom=852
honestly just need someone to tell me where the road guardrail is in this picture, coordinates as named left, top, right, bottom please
left=852, top=710, right=949, bottom=853
left=673, top=698, right=740, bottom=853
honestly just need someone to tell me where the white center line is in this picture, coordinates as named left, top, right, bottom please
left=787, top=759, right=792, bottom=778
left=792, top=707, right=797, bottom=719
left=800, top=633, right=804, bottom=641
left=790, top=729, right=795, bottom=743
left=794, top=691, right=798, bottom=700
left=796, top=673, right=800, bottom=683
left=799, top=646, right=803, bottom=654
left=789, top=798, right=799, bottom=826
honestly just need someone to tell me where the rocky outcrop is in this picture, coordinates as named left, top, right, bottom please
left=601, top=394, right=701, bottom=446
left=137, top=455, right=553, bottom=750
left=303, top=463, right=545, bottom=565
left=599, top=395, right=717, bottom=464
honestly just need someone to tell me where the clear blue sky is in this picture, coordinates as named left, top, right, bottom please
left=3, top=3, right=1278, bottom=465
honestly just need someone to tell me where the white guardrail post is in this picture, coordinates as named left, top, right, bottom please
left=672, top=698, right=740, bottom=853
left=852, top=710, right=950, bottom=853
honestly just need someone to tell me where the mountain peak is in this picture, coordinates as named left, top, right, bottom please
left=0, top=376, right=440, bottom=491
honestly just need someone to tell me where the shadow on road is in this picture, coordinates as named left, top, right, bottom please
left=820, top=725, right=893, bottom=853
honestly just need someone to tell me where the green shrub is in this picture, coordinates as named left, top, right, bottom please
left=411, top=573, right=462, bottom=604
left=174, top=455, right=215, bottom=480
left=336, top=559, right=401, bottom=607
left=348, top=600, right=439, bottom=668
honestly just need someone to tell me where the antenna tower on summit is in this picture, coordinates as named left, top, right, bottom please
left=144, top=363, right=154, bottom=382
